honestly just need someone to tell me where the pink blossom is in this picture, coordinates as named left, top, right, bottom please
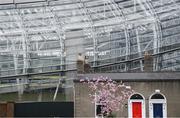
left=80, top=79, right=84, bottom=82
left=80, top=76, right=134, bottom=115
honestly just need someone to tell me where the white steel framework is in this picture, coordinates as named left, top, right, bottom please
left=0, top=0, right=180, bottom=77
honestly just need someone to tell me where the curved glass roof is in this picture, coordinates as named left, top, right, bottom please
left=0, top=0, right=180, bottom=77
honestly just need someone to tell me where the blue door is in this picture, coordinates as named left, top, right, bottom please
left=153, top=103, right=163, bottom=118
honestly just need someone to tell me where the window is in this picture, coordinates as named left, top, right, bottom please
left=95, top=93, right=106, bottom=118
left=96, top=102, right=104, bottom=118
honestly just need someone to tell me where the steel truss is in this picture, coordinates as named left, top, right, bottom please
left=0, top=0, right=180, bottom=77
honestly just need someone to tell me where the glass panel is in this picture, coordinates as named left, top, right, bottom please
left=151, top=94, right=165, bottom=99
left=130, top=94, right=143, bottom=99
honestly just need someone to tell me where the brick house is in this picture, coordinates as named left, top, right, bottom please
left=74, top=72, right=180, bottom=117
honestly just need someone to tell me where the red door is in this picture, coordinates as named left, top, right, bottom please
left=132, top=102, right=142, bottom=118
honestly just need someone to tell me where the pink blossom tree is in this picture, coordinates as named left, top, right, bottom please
left=80, top=76, right=134, bottom=116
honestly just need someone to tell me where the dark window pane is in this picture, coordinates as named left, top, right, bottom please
left=130, top=94, right=143, bottom=99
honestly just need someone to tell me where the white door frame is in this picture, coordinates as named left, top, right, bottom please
left=128, top=93, right=146, bottom=118
left=149, top=93, right=167, bottom=118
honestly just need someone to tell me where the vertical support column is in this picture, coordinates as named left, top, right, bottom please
left=16, top=78, right=23, bottom=101
left=15, top=9, right=31, bottom=74
left=145, top=0, right=162, bottom=71
left=78, top=0, right=98, bottom=68
left=154, top=22, right=162, bottom=71
left=135, top=29, right=143, bottom=71
left=15, top=10, right=30, bottom=99
left=48, top=7, right=66, bottom=71
left=109, top=0, right=131, bottom=71
left=153, top=23, right=158, bottom=71
left=21, top=18, right=28, bottom=75
left=12, top=10, right=28, bottom=74
left=134, top=0, right=136, bottom=12
left=93, top=31, right=98, bottom=68
left=48, top=6, right=72, bottom=101
left=13, top=40, right=18, bottom=75
left=124, top=28, right=130, bottom=71
left=64, top=71, right=75, bottom=101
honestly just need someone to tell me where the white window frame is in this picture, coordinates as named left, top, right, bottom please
left=95, top=93, right=104, bottom=118
left=128, top=93, right=146, bottom=118
left=95, top=102, right=104, bottom=118
left=149, top=92, right=167, bottom=118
